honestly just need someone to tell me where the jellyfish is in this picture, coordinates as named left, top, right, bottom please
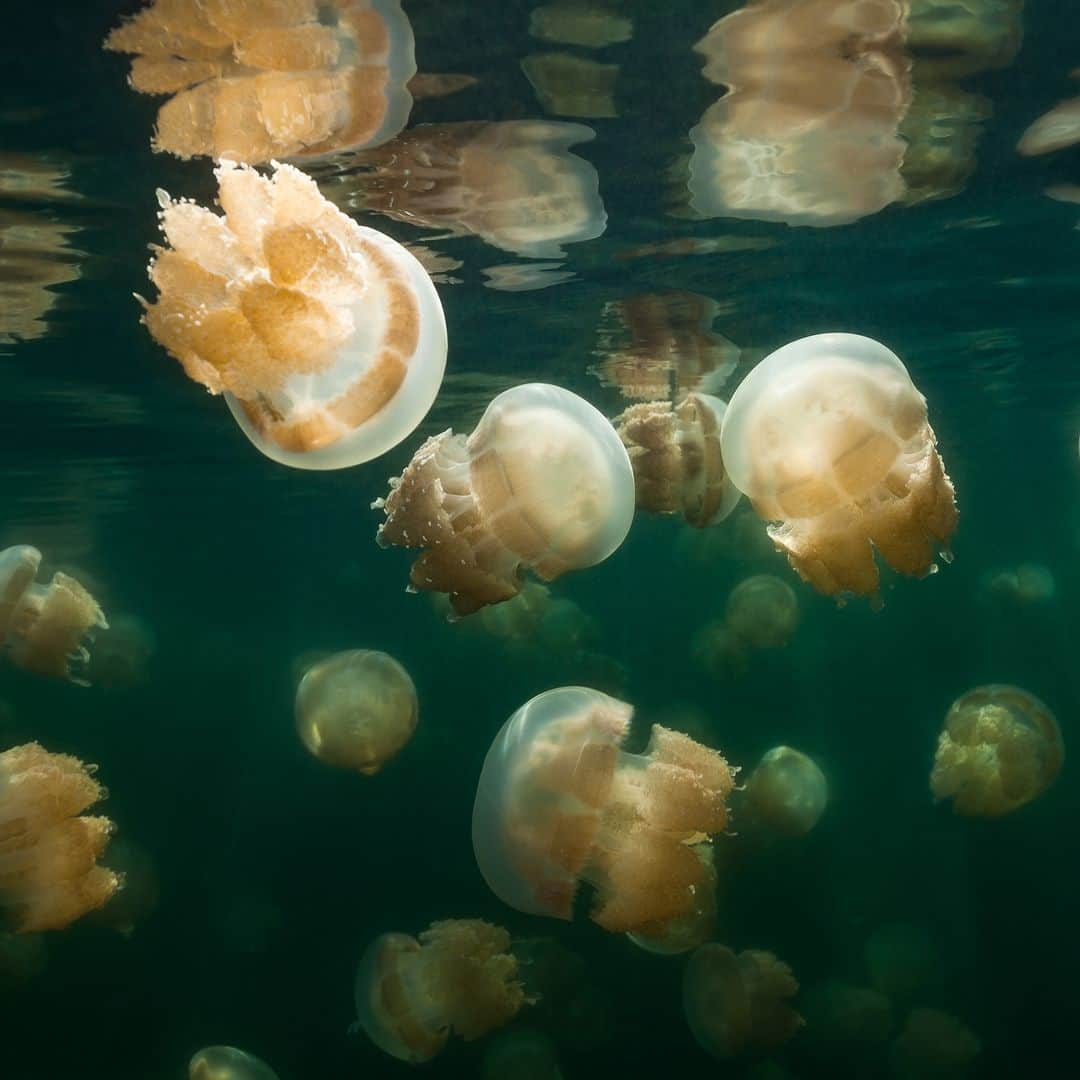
left=626, top=842, right=718, bottom=955
left=522, top=53, right=619, bottom=119
left=104, top=0, right=416, bottom=164
left=1018, top=97, right=1080, bottom=156
left=0, top=545, right=107, bottom=684
left=375, top=384, right=635, bottom=616
left=355, top=918, right=527, bottom=1063
left=930, top=685, right=1063, bottom=817
left=864, top=922, right=944, bottom=1005
left=890, top=1008, right=980, bottom=1079
left=683, top=944, right=803, bottom=1061
left=744, top=746, right=827, bottom=837
left=529, top=2, right=633, bottom=48
left=472, top=687, right=735, bottom=934
left=981, top=563, right=1056, bottom=606
left=905, top=0, right=1023, bottom=80
left=482, top=1028, right=564, bottom=1080
left=615, top=393, right=742, bottom=528
left=0, top=743, right=120, bottom=933
left=725, top=575, right=799, bottom=650
left=294, top=649, right=417, bottom=775
left=720, top=333, right=957, bottom=600
left=139, top=159, right=447, bottom=469
left=92, top=838, right=159, bottom=936
left=189, top=1046, right=280, bottom=1080
left=799, top=981, right=893, bottom=1062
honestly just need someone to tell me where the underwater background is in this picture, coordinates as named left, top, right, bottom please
left=2, top=1, right=1079, bottom=1077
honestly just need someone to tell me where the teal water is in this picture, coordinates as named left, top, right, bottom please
left=2, top=1, right=1079, bottom=1077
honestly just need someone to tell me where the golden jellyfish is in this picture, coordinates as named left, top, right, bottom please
left=615, top=393, right=742, bottom=527
left=744, top=746, right=827, bottom=836
left=720, top=333, right=957, bottom=600
left=0, top=743, right=120, bottom=933
left=725, top=575, right=799, bottom=650
left=105, top=0, right=416, bottom=164
left=354, top=918, right=527, bottom=1064
left=683, top=944, right=803, bottom=1061
left=930, top=685, right=1063, bottom=817
left=294, top=649, right=417, bottom=775
left=140, top=159, right=447, bottom=469
left=686, top=0, right=911, bottom=227
left=471, top=687, right=735, bottom=934
left=375, top=384, right=635, bottom=616
left=626, top=842, right=718, bottom=955
left=188, top=1046, right=280, bottom=1080
left=890, top=1008, right=980, bottom=1079
left=0, top=545, right=107, bottom=684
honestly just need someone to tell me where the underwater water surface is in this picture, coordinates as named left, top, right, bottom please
left=2, top=1, right=1080, bottom=1078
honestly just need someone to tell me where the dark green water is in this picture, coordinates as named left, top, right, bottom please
left=2, top=1, right=1079, bottom=1077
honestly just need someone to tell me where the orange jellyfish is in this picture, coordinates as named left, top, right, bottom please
left=139, top=159, right=446, bottom=469
left=471, top=687, right=735, bottom=934
left=683, top=943, right=803, bottom=1061
left=105, top=0, right=416, bottom=163
left=0, top=545, right=107, bottom=684
left=890, top=1008, right=980, bottom=1079
left=0, top=743, right=120, bottom=933
left=626, top=842, right=718, bottom=955
left=294, top=649, right=417, bottom=775
left=930, top=685, right=1063, bottom=816
left=375, top=384, right=635, bottom=615
left=189, top=1045, right=280, bottom=1080
left=720, top=333, right=957, bottom=600
left=615, top=393, right=742, bottom=527
left=744, top=746, right=827, bottom=836
left=355, top=919, right=527, bottom=1063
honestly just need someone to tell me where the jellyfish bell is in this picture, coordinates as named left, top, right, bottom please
left=471, top=687, right=735, bottom=934
left=626, top=842, right=718, bottom=955
left=930, top=684, right=1063, bottom=817
left=720, top=333, right=957, bottom=600
left=725, top=575, right=799, bottom=650
left=140, top=159, right=447, bottom=470
left=744, top=746, right=827, bottom=837
left=355, top=919, right=527, bottom=1064
left=188, top=1045, right=279, bottom=1080
left=376, top=384, right=635, bottom=616
left=683, top=944, right=803, bottom=1061
left=295, top=649, right=417, bottom=775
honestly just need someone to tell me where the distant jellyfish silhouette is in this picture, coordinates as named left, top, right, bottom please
left=890, top=1008, right=980, bottom=1080
left=472, top=687, right=735, bottom=935
left=745, top=746, right=827, bottom=836
left=0, top=545, right=107, bottom=684
left=725, top=575, right=799, bottom=650
left=375, top=384, right=635, bottom=615
left=930, top=685, right=1063, bottom=816
left=105, top=0, right=417, bottom=163
left=295, top=649, right=417, bottom=775
left=140, top=160, right=446, bottom=469
left=721, top=333, right=957, bottom=600
left=189, top=1045, right=280, bottom=1080
left=355, top=919, right=527, bottom=1063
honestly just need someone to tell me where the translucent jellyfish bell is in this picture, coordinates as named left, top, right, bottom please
left=725, top=575, right=799, bottom=650
left=294, top=649, right=417, bottom=775
left=376, top=384, right=635, bottom=615
left=744, top=746, right=827, bottom=836
left=930, top=685, right=1063, bottom=816
left=471, top=687, right=735, bottom=934
left=721, top=333, right=957, bottom=599
left=140, top=160, right=447, bottom=470
left=188, top=1045, right=279, bottom=1080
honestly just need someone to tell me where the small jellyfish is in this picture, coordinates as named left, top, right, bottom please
left=930, top=685, right=1063, bottom=817
left=0, top=743, right=120, bottom=932
left=720, top=333, right=957, bottom=600
left=355, top=919, right=527, bottom=1063
left=189, top=1046, right=280, bottom=1080
left=472, top=687, right=735, bottom=934
left=683, top=943, right=804, bottom=1061
left=140, top=160, right=447, bottom=470
left=294, top=649, right=417, bottom=775
left=981, top=563, right=1056, bottom=606
left=615, top=393, right=742, bottom=527
left=744, top=746, right=828, bottom=837
left=725, top=575, right=799, bottom=650
left=0, top=545, right=107, bottom=684
left=376, top=384, right=635, bottom=616
left=626, top=842, right=718, bottom=955
left=890, top=1008, right=980, bottom=1080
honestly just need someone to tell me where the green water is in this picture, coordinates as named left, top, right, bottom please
left=2, top=1, right=1079, bottom=1077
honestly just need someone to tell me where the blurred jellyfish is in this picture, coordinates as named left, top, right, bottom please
left=0, top=545, right=107, bottom=684
left=616, top=393, right=742, bottom=527
left=522, top=53, right=619, bottom=119
left=472, top=687, right=735, bottom=934
left=189, top=1045, right=280, bottom=1080
left=0, top=743, right=120, bottom=932
left=930, top=685, right=1063, bottom=816
left=685, top=0, right=911, bottom=227
left=725, top=575, right=799, bottom=649
left=864, top=923, right=944, bottom=1005
left=294, top=649, right=417, bottom=775
left=92, top=838, right=159, bottom=936
left=721, top=333, right=957, bottom=600
left=745, top=746, right=827, bottom=836
left=799, top=981, right=893, bottom=1063
left=905, top=0, right=1023, bottom=80
left=890, top=1008, right=980, bottom=1079
left=139, top=160, right=446, bottom=469
left=529, top=2, right=633, bottom=48
left=482, top=1028, right=564, bottom=1080
left=85, top=613, right=156, bottom=690
left=683, top=944, right=803, bottom=1061
left=1018, top=96, right=1080, bottom=156
left=355, top=919, right=527, bottom=1063
left=981, top=563, right=1056, bottom=606
left=375, top=384, right=635, bottom=615
left=105, top=0, right=416, bottom=163
left=626, top=842, right=718, bottom=955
